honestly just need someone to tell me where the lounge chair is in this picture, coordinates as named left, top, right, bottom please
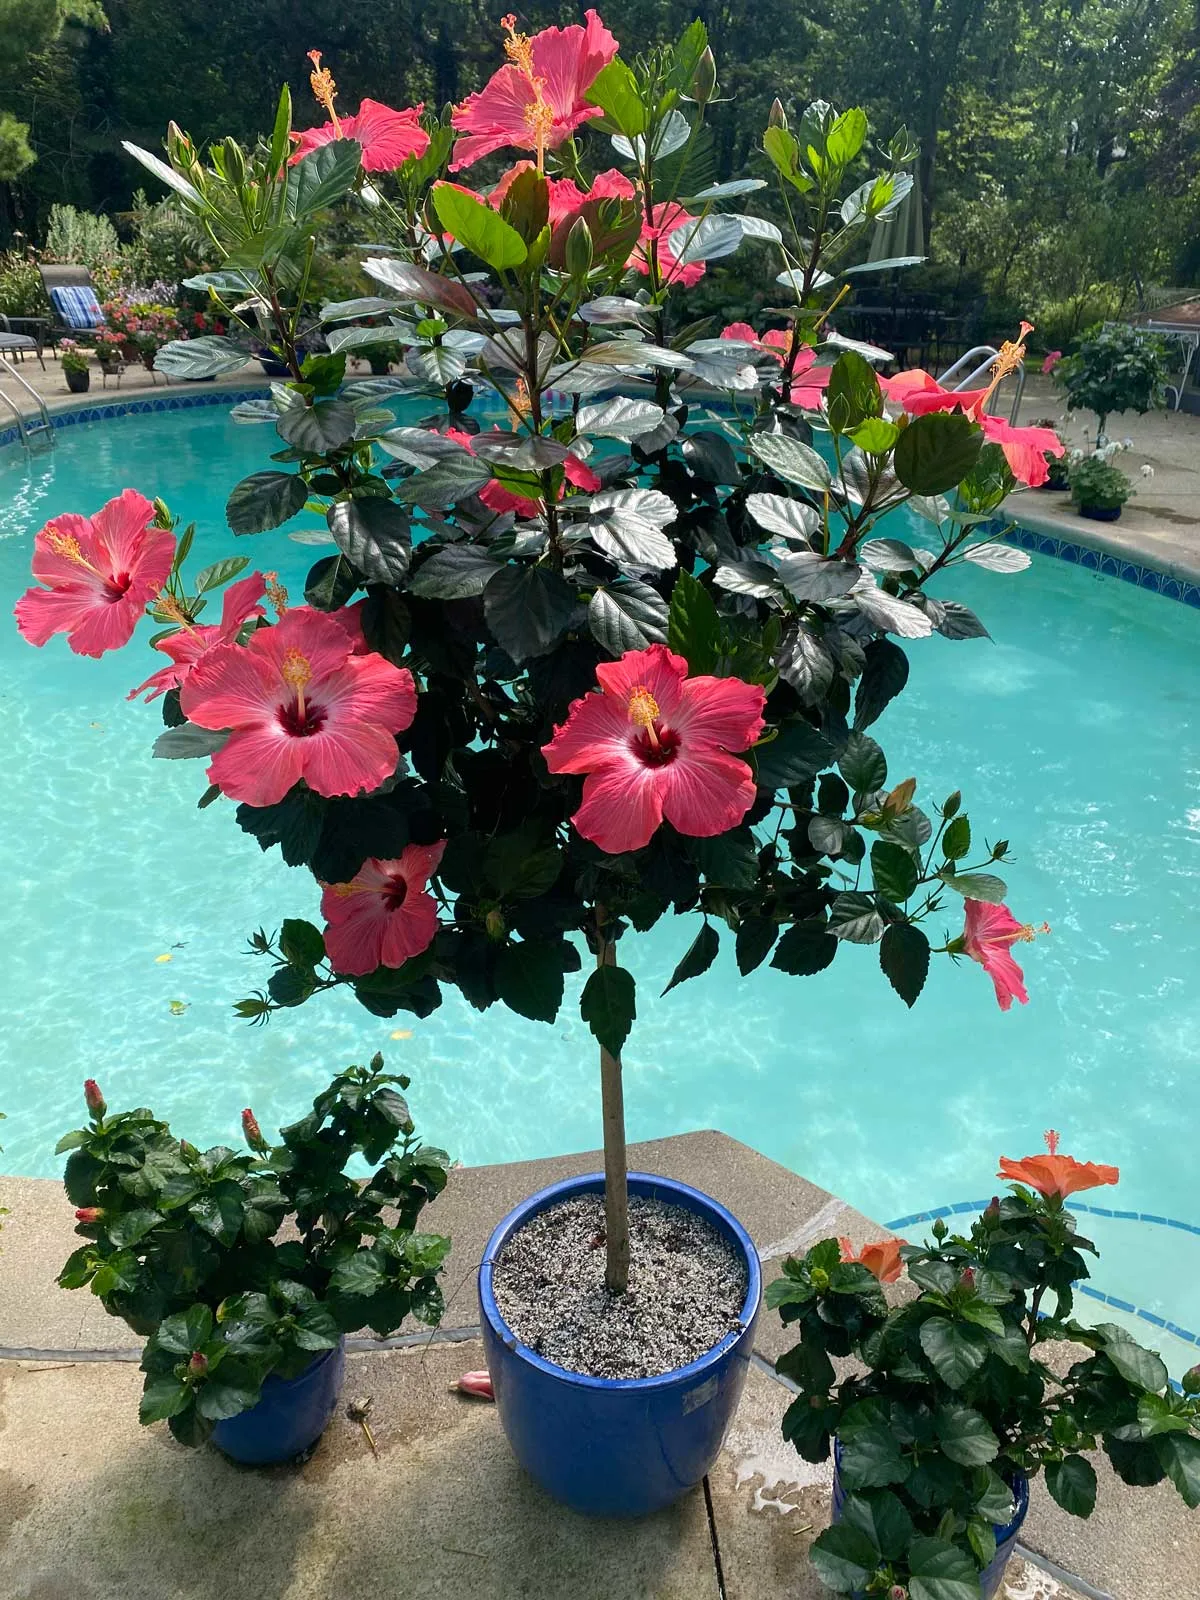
left=0, top=314, right=46, bottom=369
left=37, top=264, right=107, bottom=346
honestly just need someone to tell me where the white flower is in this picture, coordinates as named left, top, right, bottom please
left=1140, top=463, right=1155, bottom=479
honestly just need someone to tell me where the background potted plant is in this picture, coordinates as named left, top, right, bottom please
left=59, top=337, right=90, bottom=392
left=1070, top=453, right=1133, bottom=520
left=771, top=1134, right=1200, bottom=1598
left=57, top=1056, right=450, bottom=1463
left=1055, top=322, right=1168, bottom=444
left=95, top=329, right=124, bottom=375
left=20, top=14, right=1065, bottom=1519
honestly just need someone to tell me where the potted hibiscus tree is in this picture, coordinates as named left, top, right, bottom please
left=16, top=13, right=1064, bottom=1517
left=774, top=1136, right=1200, bottom=1597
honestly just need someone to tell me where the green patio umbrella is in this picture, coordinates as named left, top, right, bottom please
left=865, top=167, right=926, bottom=267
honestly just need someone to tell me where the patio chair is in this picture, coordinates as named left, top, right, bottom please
left=0, top=314, right=46, bottom=369
left=37, top=264, right=106, bottom=346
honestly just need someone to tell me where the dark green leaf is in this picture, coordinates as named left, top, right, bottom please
left=495, top=941, right=566, bottom=1024
left=736, top=916, right=778, bottom=974
left=188, top=1182, right=245, bottom=1245
left=880, top=923, right=930, bottom=1006
left=753, top=719, right=835, bottom=790
left=771, top=921, right=837, bottom=975
left=776, top=550, right=860, bottom=602
left=139, top=1375, right=192, bottom=1424
left=894, top=412, right=984, bottom=496
left=840, top=1425, right=909, bottom=1490
left=156, top=1304, right=213, bottom=1355
left=304, top=553, right=360, bottom=610
left=107, top=1208, right=162, bottom=1249
left=807, top=1523, right=879, bottom=1594
left=226, top=471, right=308, bottom=535
left=580, top=964, right=636, bottom=1058
left=1096, top=1323, right=1169, bottom=1392
left=589, top=580, right=670, bottom=655
left=839, top=731, right=887, bottom=792
left=907, top=1535, right=983, bottom=1600
left=829, top=892, right=885, bottom=944
left=942, top=815, right=971, bottom=861
left=279, top=918, right=325, bottom=968
left=871, top=840, right=918, bottom=903
left=483, top=565, right=577, bottom=661
left=919, top=1316, right=989, bottom=1389
left=1047, top=1454, right=1098, bottom=1517
left=696, top=830, right=759, bottom=889
left=194, top=556, right=250, bottom=595
left=276, top=396, right=356, bottom=454
left=327, top=499, right=412, bottom=585
left=936, top=1404, right=999, bottom=1466
left=1157, top=1434, right=1200, bottom=1508
left=662, top=922, right=719, bottom=995
left=287, top=138, right=362, bottom=216
left=411, top=544, right=504, bottom=599
left=854, top=638, right=909, bottom=731
left=826, top=351, right=883, bottom=434
left=842, top=1489, right=913, bottom=1558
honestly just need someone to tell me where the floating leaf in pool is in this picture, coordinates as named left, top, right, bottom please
left=168, top=1000, right=189, bottom=1017
left=155, top=953, right=173, bottom=964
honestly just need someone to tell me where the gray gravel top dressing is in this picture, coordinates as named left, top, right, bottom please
left=491, top=1193, right=747, bottom=1379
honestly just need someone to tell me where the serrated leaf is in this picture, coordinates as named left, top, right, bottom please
left=410, top=544, right=504, bottom=599
left=771, top=921, right=837, bottom=974
left=919, top=1316, right=989, bottom=1389
left=839, top=731, right=887, bottom=791
left=287, top=138, right=361, bottom=215
left=935, top=600, right=991, bottom=640
left=662, top=922, right=719, bottom=996
left=852, top=579, right=934, bottom=638
left=327, top=499, right=412, bottom=585
left=495, top=941, right=565, bottom=1024
left=194, top=556, right=249, bottom=594
left=1096, top=1322, right=1169, bottom=1392
left=829, top=892, right=885, bottom=944
left=775, top=626, right=834, bottom=703
left=777, top=550, right=861, bottom=602
left=753, top=719, right=835, bottom=789
left=667, top=569, right=720, bottom=674
left=589, top=488, right=677, bottom=570
left=907, top=1535, right=982, bottom=1600
left=937, top=871, right=1007, bottom=904
left=854, top=638, right=909, bottom=731
left=808, top=1523, right=879, bottom=1593
left=589, top=580, right=669, bottom=655
left=936, top=1404, right=999, bottom=1466
left=580, top=963, right=636, bottom=1057
left=893, top=411, right=984, bottom=496
left=880, top=923, right=929, bottom=1006
left=745, top=492, right=820, bottom=542
left=859, top=537, right=919, bottom=573
left=736, top=916, right=778, bottom=974
left=483, top=564, right=577, bottom=660
left=1046, top=1454, right=1097, bottom=1517
left=155, top=335, right=253, bottom=380
left=226, top=471, right=308, bottom=535
left=871, top=840, right=918, bottom=902
left=576, top=397, right=665, bottom=441
left=361, top=257, right=480, bottom=322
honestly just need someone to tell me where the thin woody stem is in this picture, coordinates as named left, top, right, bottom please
left=596, top=909, right=630, bottom=1296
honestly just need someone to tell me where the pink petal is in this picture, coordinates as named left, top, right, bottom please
left=594, top=644, right=688, bottom=718
left=349, top=100, right=430, bottom=172
left=89, top=489, right=160, bottom=574
left=564, top=453, right=601, bottom=492
left=30, top=514, right=102, bottom=587
left=289, top=121, right=339, bottom=166
left=379, top=888, right=439, bottom=966
left=456, top=1371, right=494, bottom=1399
left=181, top=640, right=277, bottom=730
left=982, top=947, right=1029, bottom=1011
left=722, top=321, right=759, bottom=343
left=543, top=687, right=632, bottom=774
left=572, top=761, right=665, bottom=854
left=672, top=676, right=766, bottom=754
left=321, top=886, right=388, bottom=976
left=658, top=747, right=758, bottom=838
left=299, top=720, right=401, bottom=799
left=62, top=594, right=149, bottom=659
left=218, top=572, right=268, bottom=636
left=398, top=839, right=447, bottom=886
left=207, top=726, right=305, bottom=807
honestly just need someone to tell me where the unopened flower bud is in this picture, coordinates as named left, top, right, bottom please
left=188, top=1351, right=209, bottom=1377
left=768, top=98, right=788, bottom=130
left=565, top=215, right=593, bottom=279
left=811, top=1266, right=830, bottom=1290
left=180, top=1140, right=199, bottom=1159
left=485, top=908, right=507, bottom=941
left=242, top=1107, right=268, bottom=1153
left=1183, top=1365, right=1200, bottom=1396
left=983, top=1195, right=1001, bottom=1223
left=83, top=1078, right=106, bottom=1118
left=74, top=1206, right=102, bottom=1224
left=691, top=47, right=717, bottom=106
left=890, top=1587, right=908, bottom=1600
left=932, top=1218, right=947, bottom=1241
left=960, top=1267, right=976, bottom=1290
left=455, top=1370, right=494, bottom=1399
left=151, top=498, right=173, bottom=530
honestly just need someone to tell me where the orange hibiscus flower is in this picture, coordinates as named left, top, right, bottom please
left=839, top=1236, right=904, bottom=1284
left=997, top=1129, right=1119, bottom=1199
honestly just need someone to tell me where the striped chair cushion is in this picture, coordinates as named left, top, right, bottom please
left=49, top=285, right=105, bottom=330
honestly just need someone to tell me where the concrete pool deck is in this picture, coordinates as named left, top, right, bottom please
left=2, top=1132, right=1194, bottom=1599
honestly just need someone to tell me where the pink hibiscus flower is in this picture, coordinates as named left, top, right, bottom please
left=542, top=643, right=766, bottom=854
left=321, top=841, right=445, bottom=975
left=445, top=427, right=600, bottom=517
left=720, top=323, right=832, bottom=407
left=959, top=899, right=1049, bottom=1011
left=290, top=99, right=429, bottom=173
left=1041, top=350, right=1063, bottom=376
left=15, top=490, right=175, bottom=659
left=180, top=605, right=417, bottom=807
left=128, top=571, right=267, bottom=702
left=451, top=10, right=618, bottom=171
left=633, top=202, right=706, bottom=288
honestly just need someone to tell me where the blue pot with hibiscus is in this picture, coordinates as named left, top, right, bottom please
left=211, top=1338, right=347, bottom=1465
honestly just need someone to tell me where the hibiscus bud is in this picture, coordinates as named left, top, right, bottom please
left=74, top=1206, right=102, bottom=1224
left=565, top=215, right=593, bottom=279
left=83, top=1078, right=106, bottom=1119
left=960, top=1267, right=976, bottom=1290
left=1183, top=1365, right=1200, bottom=1396
left=810, top=1266, right=830, bottom=1290
left=180, top=1140, right=199, bottom=1159
left=151, top=498, right=173, bottom=529
left=455, top=1370, right=494, bottom=1400
left=932, top=1218, right=947, bottom=1241
left=691, top=47, right=717, bottom=107
left=485, top=907, right=507, bottom=941
left=983, top=1195, right=1001, bottom=1223
left=242, top=1107, right=268, bottom=1153
left=188, top=1351, right=209, bottom=1377
left=890, top=1588, right=908, bottom=1600
left=768, top=98, right=788, bottom=130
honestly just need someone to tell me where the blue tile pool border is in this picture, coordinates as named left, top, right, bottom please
left=3, top=391, right=1198, bottom=607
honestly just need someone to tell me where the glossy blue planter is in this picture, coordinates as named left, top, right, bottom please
left=211, top=1338, right=346, bottom=1465
left=832, top=1441, right=1028, bottom=1598
left=479, top=1172, right=761, bottom=1518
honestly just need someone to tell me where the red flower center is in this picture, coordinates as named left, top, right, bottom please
left=382, top=873, right=409, bottom=912
left=104, top=571, right=133, bottom=602
left=631, top=723, right=681, bottom=767
left=277, top=696, right=328, bottom=737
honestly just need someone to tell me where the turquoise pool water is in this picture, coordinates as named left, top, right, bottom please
left=2, top=403, right=1199, bottom=1361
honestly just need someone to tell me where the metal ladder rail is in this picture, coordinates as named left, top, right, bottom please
left=936, top=345, right=1026, bottom=424
left=0, top=358, right=55, bottom=450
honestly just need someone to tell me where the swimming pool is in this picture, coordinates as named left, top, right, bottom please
left=3, top=400, right=1199, bottom=1362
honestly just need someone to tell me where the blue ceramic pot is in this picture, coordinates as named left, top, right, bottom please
left=479, top=1171, right=761, bottom=1518
left=1079, top=503, right=1123, bottom=521
left=832, top=1440, right=1029, bottom=1599
left=211, top=1338, right=346, bottom=1465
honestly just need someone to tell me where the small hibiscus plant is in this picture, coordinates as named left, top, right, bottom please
left=57, top=1061, right=450, bottom=1446
left=18, top=17, right=1061, bottom=1296
left=774, top=1135, right=1200, bottom=1597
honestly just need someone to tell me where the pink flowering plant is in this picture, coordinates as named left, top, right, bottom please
left=57, top=1059, right=450, bottom=1447
left=20, top=18, right=1060, bottom=1301
left=774, top=1137, right=1200, bottom=1595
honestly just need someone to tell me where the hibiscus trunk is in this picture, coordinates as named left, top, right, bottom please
left=596, top=931, right=631, bottom=1296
